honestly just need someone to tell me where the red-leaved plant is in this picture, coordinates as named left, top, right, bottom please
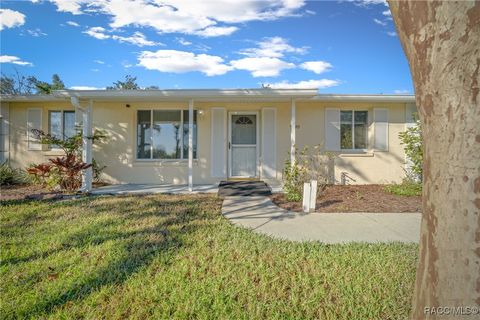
left=27, top=129, right=106, bottom=192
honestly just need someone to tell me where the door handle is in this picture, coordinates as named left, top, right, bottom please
left=228, top=142, right=231, bottom=149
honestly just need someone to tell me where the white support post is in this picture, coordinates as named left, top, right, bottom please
left=290, top=98, right=296, bottom=165
left=302, top=182, right=311, bottom=213
left=82, top=101, right=93, bottom=193
left=309, top=180, right=317, bottom=213
left=188, top=99, right=194, bottom=192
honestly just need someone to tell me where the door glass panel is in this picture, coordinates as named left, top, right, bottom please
left=232, top=115, right=256, bottom=145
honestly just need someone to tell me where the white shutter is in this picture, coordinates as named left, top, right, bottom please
left=325, top=108, right=340, bottom=151
left=374, top=108, right=389, bottom=151
left=211, top=108, right=226, bottom=177
left=405, top=103, right=417, bottom=129
left=0, top=103, right=9, bottom=162
left=262, top=108, right=276, bottom=179
left=27, top=108, right=42, bottom=150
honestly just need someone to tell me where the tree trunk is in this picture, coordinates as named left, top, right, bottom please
left=388, top=0, right=480, bottom=318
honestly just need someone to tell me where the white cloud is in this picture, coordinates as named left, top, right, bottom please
left=112, top=32, right=163, bottom=46
left=239, top=37, right=307, bottom=58
left=48, top=0, right=306, bottom=37
left=122, top=61, right=133, bottom=68
left=193, top=26, right=238, bottom=37
left=94, top=59, right=105, bottom=64
left=387, top=31, right=397, bottom=37
left=394, top=89, right=410, bottom=94
left=25, top=28, right=47, bottom=37
left=70, top=86, right=104, bottom=90
left=300, top=61, right=332, bottom=74
left=0, top=9, right=26, bottom=31
left=0, top=55, right=33, bottom=66
left=83, top=26, right=110, bottom=39
left=66, top=20, right=80, bottom=27
left=268, top=79, right=340, bottom=89
left=230, top=57, right=294, bottom=77
left=138, top=49, right=232, bottom=76
left=351, top=0, right=387, bottom=6
left=83, top=27, right=160, bottom=46
left=176, top=37, right=192, bottom=46
left=382, top=9, right=391, bottom=16
left=50, top=0, right=85, bottom=15
left=373, top=18, right=387, bottom=26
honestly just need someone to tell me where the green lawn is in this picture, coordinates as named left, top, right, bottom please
left=1, top=195, right=418, bottom=319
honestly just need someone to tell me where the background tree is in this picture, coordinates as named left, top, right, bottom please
left=106, top=75, right=139, bottom=90
left=388, top=1, right=479, bottom=317
left=0, top=70, right=38, bottom=95
left=34, top=74, right=66, bottom=94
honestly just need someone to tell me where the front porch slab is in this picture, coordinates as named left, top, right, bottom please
left=91, top=184, right=219, bottom=195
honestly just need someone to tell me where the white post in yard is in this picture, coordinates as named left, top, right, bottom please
left=302, top=182, right=311, bottom=213
left=188, top=99, right=193, bottom=192
left=290, top=98, right=296, bottom=165
left=82, top=100, right=93, bottom=193
left=309, top=180, right=317, bottom=213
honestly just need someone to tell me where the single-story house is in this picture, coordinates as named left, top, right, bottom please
left=0, top=89, right=417, bottom=192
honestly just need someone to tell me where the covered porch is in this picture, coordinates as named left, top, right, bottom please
left=57, top=89, right=317, bottom=193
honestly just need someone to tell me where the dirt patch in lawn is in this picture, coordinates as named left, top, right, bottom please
left=270, top=185, right=422, bottom=213
left=1, top=182, right=111, bottom=202
left=0, top=184, right=62, bottom=201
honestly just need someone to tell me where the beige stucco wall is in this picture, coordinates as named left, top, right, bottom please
left=5, top=99, right=409, bottom=185
left=296, top=101, right=407, bottom=184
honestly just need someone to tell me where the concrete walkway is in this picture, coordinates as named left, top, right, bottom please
left=222, top=196, right=421, bottom=243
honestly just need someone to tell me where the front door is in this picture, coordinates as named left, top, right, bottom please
left=229, top=113, right=258, bottom=178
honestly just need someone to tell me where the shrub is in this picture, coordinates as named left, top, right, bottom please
left=0, top=162, right=30, bottom=186
left=283, top=145, right=334, bottom=201
left=399, top=114, right=423, bottom=182
left=385, top=179, right=422, bottom=196
left=27, top=129, right=107, bottom=192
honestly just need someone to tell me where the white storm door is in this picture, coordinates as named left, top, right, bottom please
left=229, top=113, right=258, bottom=178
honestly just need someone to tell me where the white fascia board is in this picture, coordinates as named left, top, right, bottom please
left=52, top=88, right=319, bottom=101
left=311, top=94, right=416, bottom=103
left=0, top=94, right=66, bottom=102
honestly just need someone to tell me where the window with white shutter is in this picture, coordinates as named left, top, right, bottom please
left=325, top=108, right=340, bottom=151
left=374, top=108, right=389, bottom=151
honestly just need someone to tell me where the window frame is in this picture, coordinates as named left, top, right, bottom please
left=340, top=109, right=369, bottom=152
left=135, top=109, right=198, bottom=161
left=48, top=110, right=76, bottom=149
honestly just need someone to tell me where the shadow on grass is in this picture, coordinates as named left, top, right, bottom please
left=4, top=194, right=221, bottom=319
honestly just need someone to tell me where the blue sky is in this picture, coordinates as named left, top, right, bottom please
left=0, top=0, right=413, bottom=94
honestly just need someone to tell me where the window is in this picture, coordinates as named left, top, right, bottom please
left=137, top=110, right=197, bottom=160
left=340, top=110, right=368, bottom=150
left=49, top=110, right=76, bottom=141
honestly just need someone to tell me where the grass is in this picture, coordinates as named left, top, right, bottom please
left=1, top=195, right=418, bottom=319
left=385, top=181, right=422, bottom=197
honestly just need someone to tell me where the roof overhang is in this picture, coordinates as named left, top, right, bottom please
left=53, top=88, right=318, bottom=102
left=0, top=89, right=415, bottom=103
left=311, top=94, right=416, bottom=103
